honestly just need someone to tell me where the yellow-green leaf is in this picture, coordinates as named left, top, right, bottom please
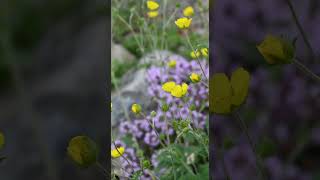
left=67, top=136, right=98, bottom=167
left=0, top=132, right=4, bottom=150
left=231, top=67, right=250, bottom=106
left=209, top=73, right=232, bottom=114
left=257, top=34, right=294, bottom=64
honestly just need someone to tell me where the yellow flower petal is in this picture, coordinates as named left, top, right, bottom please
left=148, top=11, right=159, bottom=18
left=209, top=73, right=232, bottom=114
left=111, top=147, right=125, bottom=158
left=171, top=85, right=183, bottom=98
left=190, top=73, right=201, bottom=83
left=190, top=50, right=201, bottom=59
left=167, top=60, right=176, bottom=68
left=131, top=103, right=142, bottom=114
left=162, top=81, right=176, bottom=93
left=183, top=6, right=194, bottom=17
left=201, top=48, right=208, bottom=57
left=181, top=83, right=188, bottom=95
left=175, top=17, right=192, bottom=29
left=230, top=67, right=250, bottom=106
left=147, top=1, right=159, bottom=10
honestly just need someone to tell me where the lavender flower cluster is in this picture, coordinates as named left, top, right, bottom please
left=117, top=55, right=209, bottom=177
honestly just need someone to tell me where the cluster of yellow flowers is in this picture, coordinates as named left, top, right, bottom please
left=175, top=6, right=194, bottom=29
left=162, top=81, right=188, bottom=98
left=147, top=1, right=159, bottom=18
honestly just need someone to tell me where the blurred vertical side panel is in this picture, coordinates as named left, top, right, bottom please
left=0, top=0, right=110, bottom=179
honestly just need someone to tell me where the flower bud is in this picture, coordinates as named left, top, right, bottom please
left=67, top=136, right=98, bottom=167
left=131, top=103, right=142, bottom=114
left=257, top=34, right=294, bottom=64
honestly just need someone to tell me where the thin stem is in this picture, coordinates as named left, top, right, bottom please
left=116, top=14, right=145, bottom=54
left=234, top=111, right=268, bottom=180
left=96, top=162, right=110, bottom=178
left=112, top=140, right=133, bottom=169
left=140, top=112, right=167, bottom=147
left=293, top=59, right=320, bottom=82
left=219, top=149, right=231, bottom=180
left=185, top=32, right=208, bottom=81
left=285, top=0, right=317, bottom=63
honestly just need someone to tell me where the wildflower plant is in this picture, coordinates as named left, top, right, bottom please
left=110, top=0, right=208, bottom=179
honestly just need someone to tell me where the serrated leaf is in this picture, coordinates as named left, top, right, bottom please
left=209, top=73, right=232, bottom=114
left=231, top=67, right=250, bottom=106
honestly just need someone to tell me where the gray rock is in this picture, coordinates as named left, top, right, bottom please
left=111, top=43, right=135, bottom=64
left=111, top=50, right=172, bottom=127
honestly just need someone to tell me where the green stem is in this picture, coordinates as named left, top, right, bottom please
left=219, top=149, right=232, bottom=180
left=285, top=0, right=317, bottom=63
left=234, top=111, right=268, bottom=180
left=185, top=32, right=208, bottom=81
left=293, top=59, right=320, bottom=82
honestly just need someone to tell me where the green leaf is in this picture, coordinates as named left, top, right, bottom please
left=256, top=137, right=277, bottom=158
left=230, top=67, right=250, bottom=106
left=67, top=136, right=98, bottom=167
left=131, top=170, right=143, bottom=180
left=0, top=131, right=4, bottom=150
left=209, top=73, right=232, bottom=114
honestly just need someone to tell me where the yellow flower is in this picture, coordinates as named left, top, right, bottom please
left=131, top=103, right=142, bottom=114
left=171, top=83, right=188, bottom=98
left=175, top=17, right=192, bottom=29
left=257, top=34, right=294, bottom=64
left=148, top=11, right=159, bottom=18
left=201, top=48, right=208, bottom=57
left=162, top=81, right=176, bottom=92
left=190, top=50, right=201, bottom=59
left=167, top=60, right=176, bottom=68
left=67, top=136, right=98, bottom=167
left=190, top=73, right=201, bottom=83
left=0, top=131, right=4, bottom=150
left=111, top=146, right=125, bottom=158
left=147, top=1, right=159, bottom=10
left=183, top=6, right=194, bottom=17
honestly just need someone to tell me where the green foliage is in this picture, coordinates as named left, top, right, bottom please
left=67, top=136, right=98, bottom=167
left=155, top=143, right=208, bottom=180
left=257, top=137, right=277, bottom=159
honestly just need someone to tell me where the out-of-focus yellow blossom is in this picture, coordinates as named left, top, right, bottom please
left=190, top=73, right=201, bottom=83
left=190, top=50, right=201, bottom=59
left=167, top=60, right=176, bottom=68
left=147, top=1, right=159, bottom=10
left=0, top=131, right=4, bottom=150
left=201, top=48, right=208, bottom=57
left=111, top=146, right=125, bottom=158
left=162, top=81, right=176, bottom=92
left=148, top=11, right=159, bottom=18
left=175, top=17, right=192, bottom=29
left=171, top=83, right=188, bottom=98
left=131, top=103, right=142, bottom=114
left=183, top=6, right=194, bottom=17
left=257, top=34, right=294, bottom=64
